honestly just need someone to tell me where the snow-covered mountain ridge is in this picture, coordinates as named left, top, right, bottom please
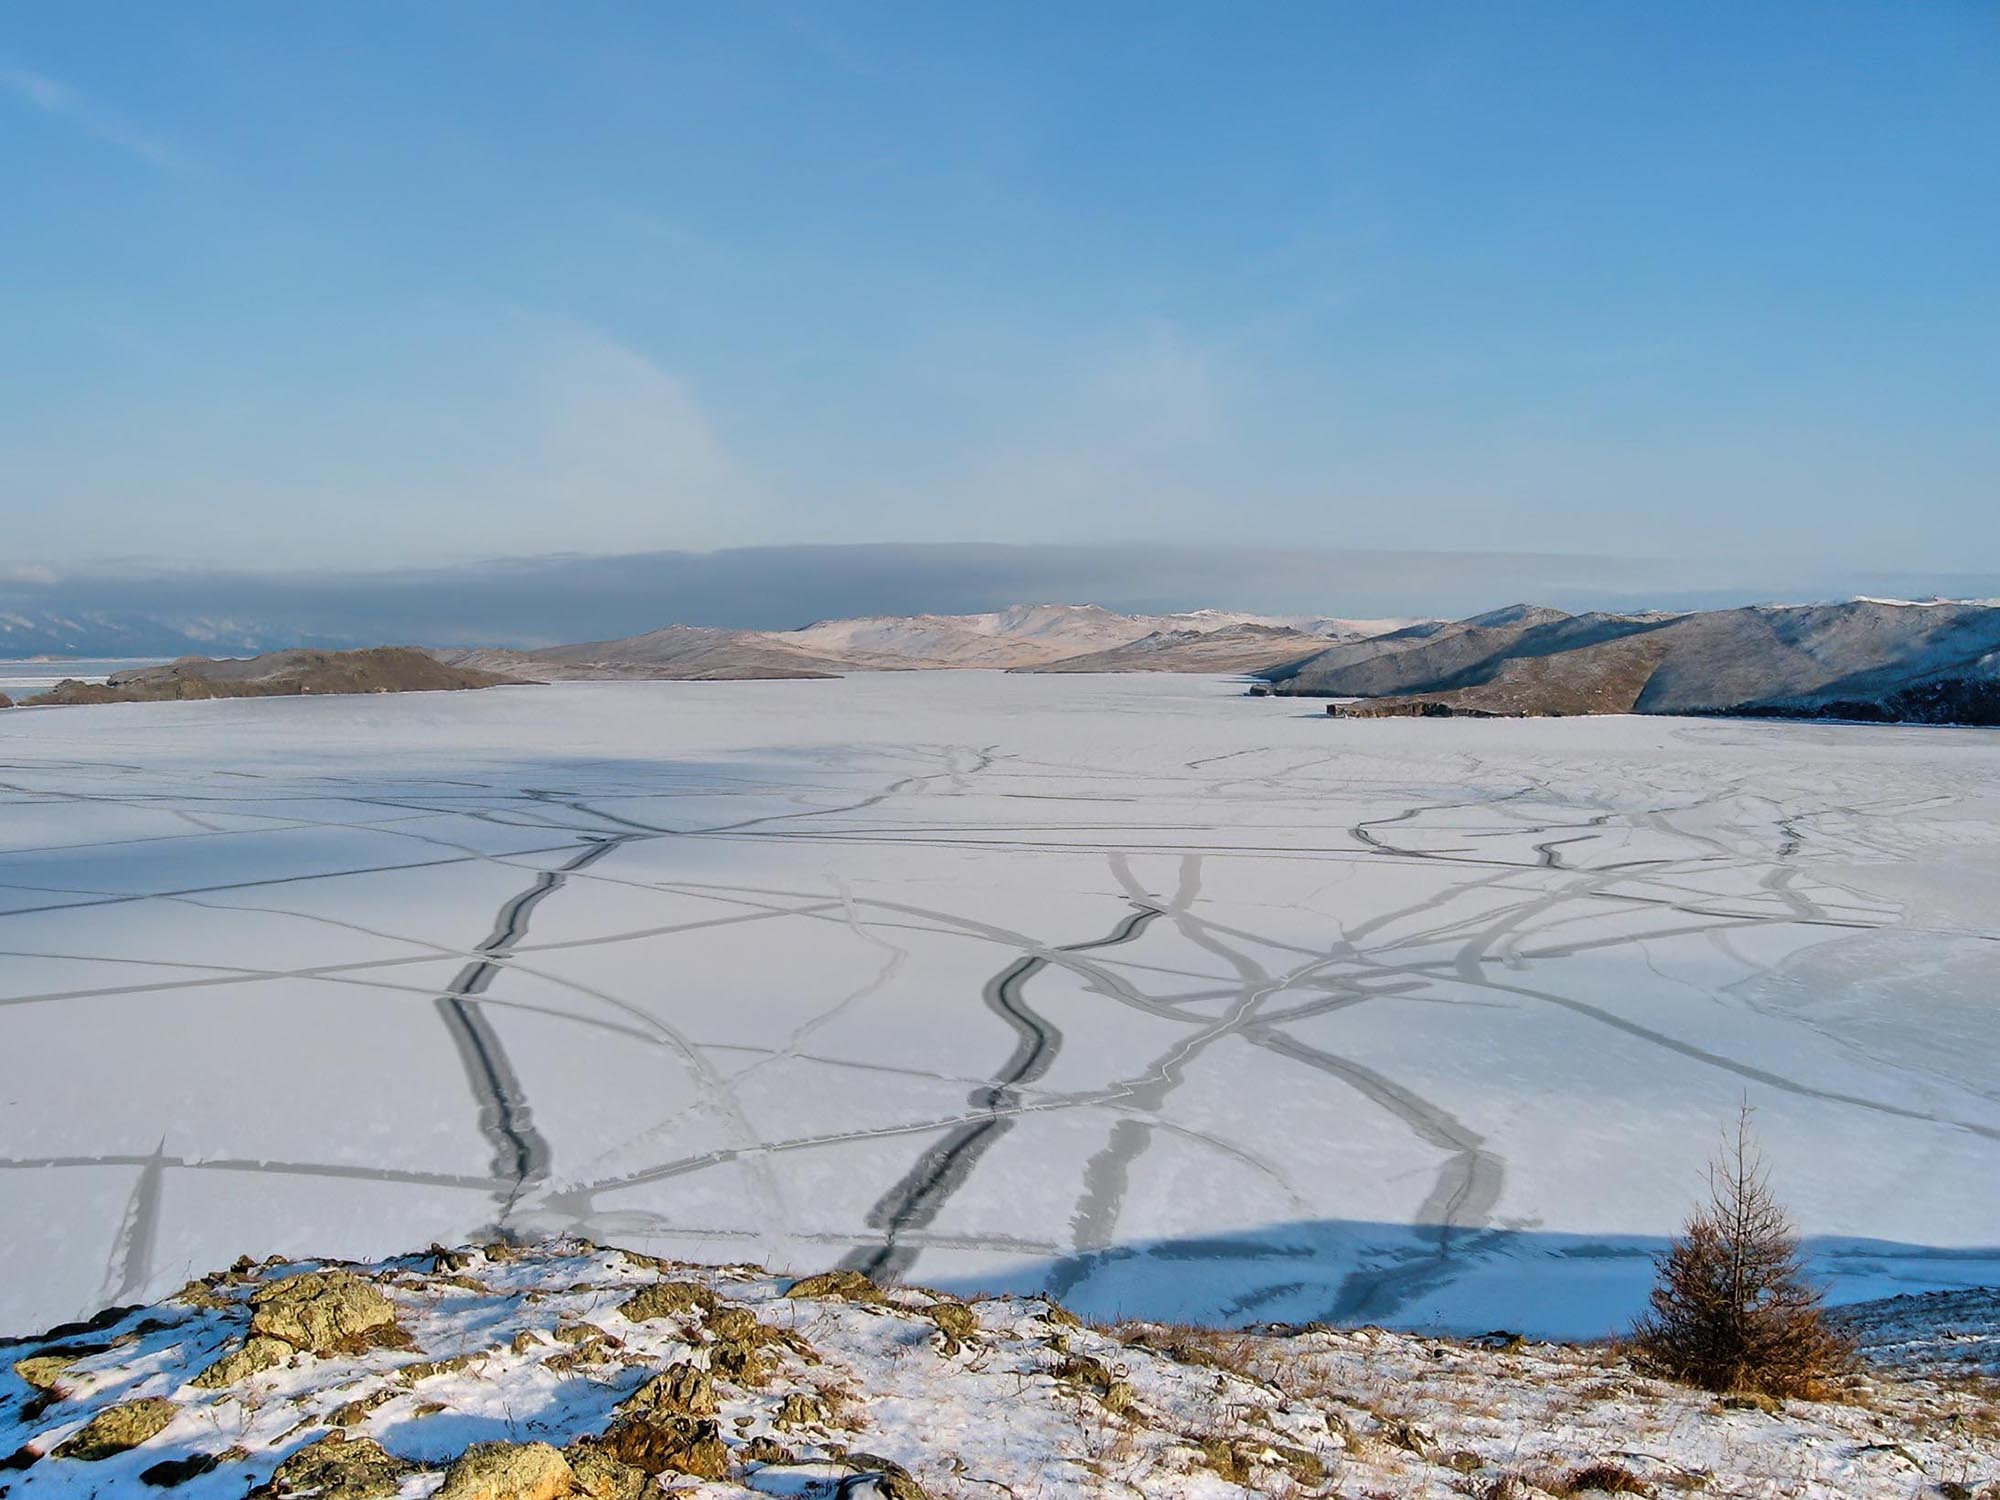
left=3, top=1242, right=1994, bottom=1499
left=438, top=604, right=1419, bottom=680
left=1266, top=597, right=2000, bottom=724
left=781, top=605, right=1407, bottom=668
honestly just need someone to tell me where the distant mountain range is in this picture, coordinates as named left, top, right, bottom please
left=436, top=604, right=1415, bottom=680
left=11, top=544, right=2000, bottom=661
left=0, top=608, right=326, bottom=660
left=1259, top=598, right=2000, bottom=724
left=13, top=594, right=1999, bottom=725
left=1025, top=620, right=1341, bottom=674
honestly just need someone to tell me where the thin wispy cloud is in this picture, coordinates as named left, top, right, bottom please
left=0, top=61, right=186, bottom=169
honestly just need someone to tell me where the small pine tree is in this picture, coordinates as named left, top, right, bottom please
left=1632, top=1104, right=1850, bottom=1397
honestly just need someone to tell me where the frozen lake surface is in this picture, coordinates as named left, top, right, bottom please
left=1, top=672, right=1995, bottom=1337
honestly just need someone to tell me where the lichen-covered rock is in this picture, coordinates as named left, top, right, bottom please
left=249, top=1272, right=401, bottom=1355
left=52, top=1396, right=179, bottom=1460
left=615, top=1249, right=696, bottom=1276
left=738, top=1435, right=796, bottom=1466
left=773, top=1391, right=828, bottom=1429
left=1035, top=1298, right=1081, bottom=1328
left=1382, top=1419, right=1439, bottom=1460
left=754, top=1460, right=926, bottom=1498
left=329, top=1388, right=396, bottom=1427
left=618, top=1361, right=715, bottom=1416
left=831, top=1454, right=931, bottom=1500
left=396, top=1351, right=483, bottom=1384
left=562, top=1442, right=650, bottom=1500
left=707, top=1305, right=761, bottom=1342
left=702, top=1303, right=785, bottom=1385
left=784, top=1269, right=884, bottom=1305
left=11, top=1353, right=82, bottom=1394
left=257, top=1432, right=415, bottom=1498
left=434, top=1440, right=575, bottom=1500
left=1050, top=1351, right=1132, bottom=1413
left=596, top=1410, right=728, bottom=1479
left=617, top=1281, right=716, bottom=1322
left=170, top=1279, right=232, bottom=1311
left=191, top=1335, right=291, bottom=1388
left=926, top=1302, right=979, bottom=1355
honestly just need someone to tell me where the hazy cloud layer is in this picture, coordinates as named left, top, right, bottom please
left=6, top=544, right=1998, bottom=656
left=0, top=60, right=185, bottom=168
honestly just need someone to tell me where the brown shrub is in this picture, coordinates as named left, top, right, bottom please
left=1631, top=1106, right=1850, bottom=1399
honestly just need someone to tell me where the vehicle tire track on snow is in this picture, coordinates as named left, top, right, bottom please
left=436, top=833, right=636, bottom=1215
left=845, top=898, right=1164, bottom=1280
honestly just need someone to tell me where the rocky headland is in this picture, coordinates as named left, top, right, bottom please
left=27, top=648, right=529, bottom=706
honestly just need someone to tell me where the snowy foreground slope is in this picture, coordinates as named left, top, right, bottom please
left=3, top=1242, right=1997, bottom=1500
left=0, top=673, right=1995, bottom=1340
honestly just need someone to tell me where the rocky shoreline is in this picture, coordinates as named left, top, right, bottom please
left=2, top=1241, right=1995, bottom=1498
left=17, top=648, right=526, bottom=707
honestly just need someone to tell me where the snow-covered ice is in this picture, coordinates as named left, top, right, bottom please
left=1, top=673, right=1995, bottom=1338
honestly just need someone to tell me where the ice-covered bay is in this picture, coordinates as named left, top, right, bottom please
left=1, top=672, right=1995, bottom=1337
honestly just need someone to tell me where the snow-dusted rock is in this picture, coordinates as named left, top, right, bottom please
left=259, top=1431, right=416, bottom=1497
left=48, top=1396, right=177, bottom=1461
left=0, top=1241, right=1993, bottom=1498
left=250, top=1271, right=403, bottom=1355
left=433, top=1441, right=574, bottom=1500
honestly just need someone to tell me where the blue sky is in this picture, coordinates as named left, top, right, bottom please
left=3, top=2, right=1995, bottom=577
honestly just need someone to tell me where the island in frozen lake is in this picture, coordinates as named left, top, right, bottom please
left=1, top=672, right=1994, bottom=1339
